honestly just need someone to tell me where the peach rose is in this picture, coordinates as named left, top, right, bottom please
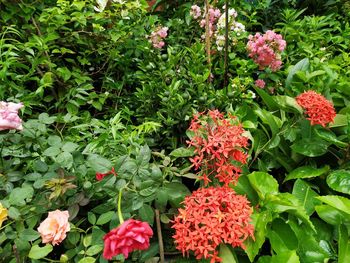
left=37, top=210, right=70, bottom=245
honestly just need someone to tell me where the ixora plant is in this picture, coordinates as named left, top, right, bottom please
left=173, top=110, right=255, bottom=262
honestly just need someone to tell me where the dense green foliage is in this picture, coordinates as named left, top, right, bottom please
left=0, top=0, right=350, bottom=262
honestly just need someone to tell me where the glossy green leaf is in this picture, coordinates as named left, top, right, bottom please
left=273, top=95, right=303, bottom=113
left=265, top=193, right=315, bottom=231
left=327, top=170, right=350, bottom=194
left=269, top=218, right=298, bottom=254
left=247, top=172, right=279, bottom=200
left=219, top=244, right=237, bottom=263
left=292, top=179, right=321, bottom=215
left=245, top=211, right=273, bottom=262
left=316, top=195, right=350, bottom=214
left=9, top=186, right=34, bottom=206
left=315, top=205, right=350, bottom=227
left=85, top=245, right=103, bottom=256
left=285, top=165, right=330, bottom=181
left=253, top=87, right=279, bottom=110
left=339, top=224, right=350, bottom=263
left=291, top=138, right=329, bottom=157
left=329, top=114, right=348, bottom=128
left=28, top=244, right=53, bottom=259
left=314, top=128, right=348, bottom=147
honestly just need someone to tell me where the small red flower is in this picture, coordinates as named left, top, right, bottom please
left=172, top=187, right=254, bottom=262
left=296, top=90, right=336, bottom=127
left=187, top=110, right=249, bottom=186
left=103, top=219, right=153, bottom=260
left=96, top=167, right=117, bottom=181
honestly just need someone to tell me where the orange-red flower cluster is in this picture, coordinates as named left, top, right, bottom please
left=172, top=186, right=254, bottom=263
left=187, top=110, right=249, bottom=186
left=296, top=90, right=336, bottom=127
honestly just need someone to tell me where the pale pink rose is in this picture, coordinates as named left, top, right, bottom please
left=0, top=101, right=24, bottom=131
left=37, top=210, right=70, bottom=246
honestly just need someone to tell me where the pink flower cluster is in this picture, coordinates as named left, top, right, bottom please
left=150, top=27, right=168, bottom=49
left=190, top=5, right=221, bottom=37
left=0, top=101, right=23, bottom=131
left=247, top=30, right=286, bottom=71
left=255, top=79, right=266, bottom=88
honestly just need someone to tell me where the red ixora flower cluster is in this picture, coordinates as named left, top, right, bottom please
left=172, top=186, right=254, bottom=263
left=96, top=167, right=117, bottom=181
left=103, top=219, right=153, bottom=260
left=187, top=110, right=249, bottom=186
left=296, top=90, right=336, bottom=127
left=247, top=30, right=286, bottom=71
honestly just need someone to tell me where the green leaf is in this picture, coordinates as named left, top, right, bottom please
left=253, top=87, right=279, bottom=111
left=163, top=183, right=190, bottom=208
left=265, top=193, right=315, bottom=231
left=286, top=58, right=309, bottom=88
left=329, top=114, right=348, bottom=128
left=219, top=244, right=238, bottom=263
left=20, top=229, right=40, bottom=242
left=315, top=205, right=350, bottom=227
left=88, top=212, right=96, bottom=225
left=85, top=245, right=103, bottom=256
left=339, top=224, right=350, bottom=263
left=273, top=96, right=303, bottom=113
left=291, top=138, right=329, bottom=157
left=96, top=211, right=115, bottom=225
left=136, top=145, right=151, bottom=166
left=62, top=142, right=79, bottom=152
left=285, top=165, right=330, bottom=181
left=86, top=154, right=112, bottom=173
left=327, top=170, right=350, bottom=194
left=42, top=146, right=60, bottom=157
left=56, top=151, right=73, bottom=169
left=292, top=179, right=321, bottom=215
left=268, top=218, right=298, bottom=254
left=245, top=210, right=273, bottom=261
left=314, top=128, right=348, bottom=147
left=9, top=186, right=34, bottom=206
left=169, top=147, right=194, bottom=158
left=78, top=257, right=96, bottom=263
left=28, top=244, right=53, bottom=259
left=247, top=172, right=279, bottom=200
left=254, top=108, right=281, bottom=136
left=234, top=174, right=259, bottom=205
left=138, top=204, right=154, bottom=225
left=140, top=242, right=159, bottom=261
left=316, top=195, right=350, bottom=214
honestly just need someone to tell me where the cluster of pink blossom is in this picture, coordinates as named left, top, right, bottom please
left=255, top=79, right=266, bottom=89
left=149, top=26, right=168, bottom=49
left=0, top=101, right=23, bottom=131
left=190, top=5, right=245, bottom=51
left=247, top=30, right=286, bottom=71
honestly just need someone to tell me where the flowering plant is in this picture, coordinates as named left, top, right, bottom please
left=149, top=26, right=169, bottom=49
left=247, top=30, right=286, bottom=71
left=0, top=101, right=23, bottom=131
left=187, top=110, right=249, bottom=186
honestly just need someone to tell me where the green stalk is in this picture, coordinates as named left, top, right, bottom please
left=117, top=189, right=124, bottom=224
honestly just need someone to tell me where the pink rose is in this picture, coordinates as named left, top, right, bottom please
left=37, top=210, right=70, bottom=245
left=103, top=219, right=153, bottom=260
left=0, top=101, right=23, bottom=131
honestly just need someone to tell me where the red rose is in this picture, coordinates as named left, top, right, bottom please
left=103, top=219, right=153, bottom=260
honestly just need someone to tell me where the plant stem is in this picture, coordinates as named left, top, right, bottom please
left=205, top=0, right=211, bottom=80
left=224, top=0, right=229, bottom=90
left=155, top=209, right=165, bottom=263
left=117, top=189, right=124, bottom=224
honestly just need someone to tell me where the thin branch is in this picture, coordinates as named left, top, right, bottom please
left=224, top=0, right=229, bottom=89
left=155, top=209, right=165, bottom=263
left=205, top=0, right=211, bottom=80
